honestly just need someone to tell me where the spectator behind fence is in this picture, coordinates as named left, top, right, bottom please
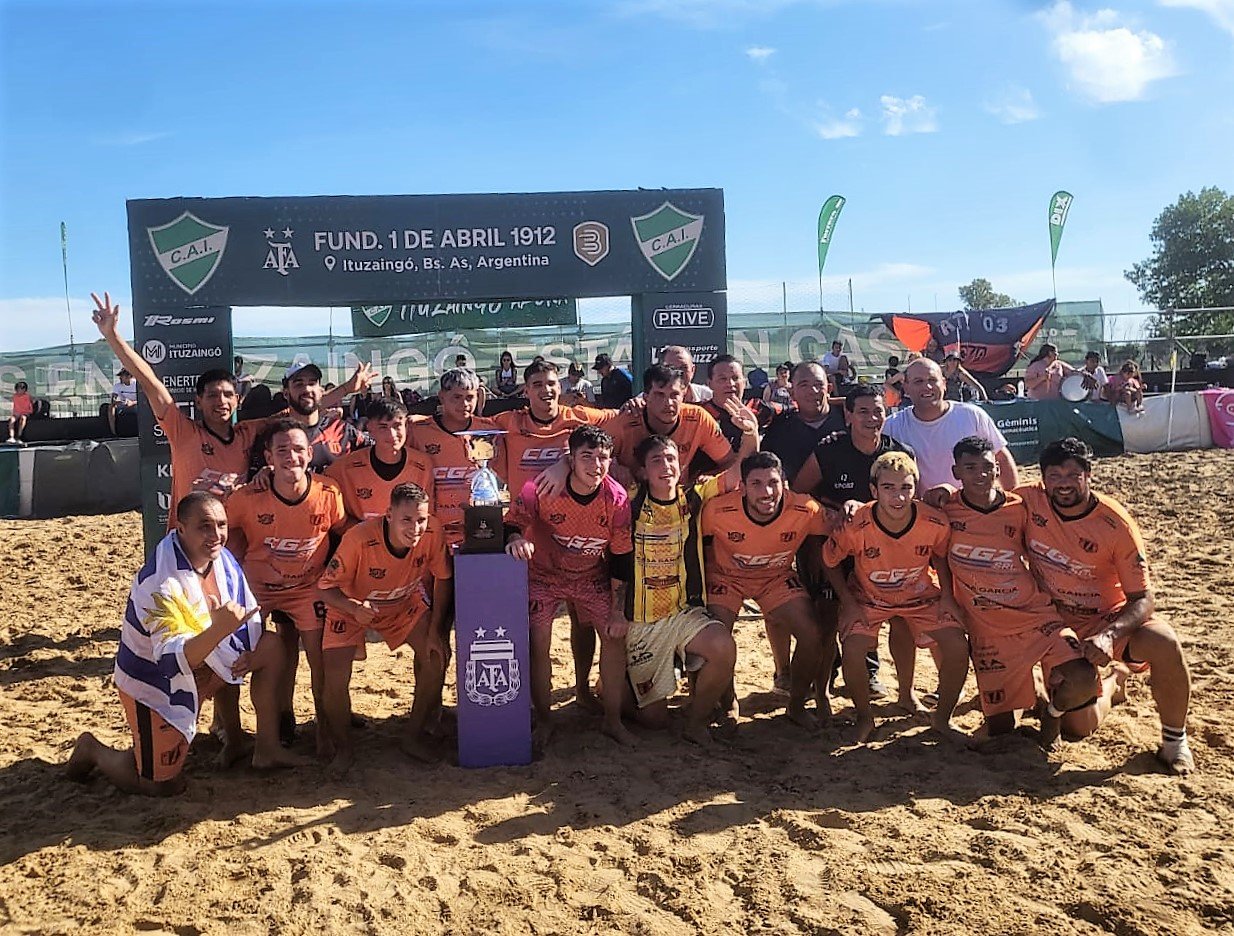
left=1107, top=361, right=1145, bottom=414
left=1024, top=343, right=1080, bottom=401
left=494, top=351, right=519, bottom=398
left=561, top=362, right=596, bottom=405
left=6, top=379, right=33, bottom=445
left=108, top=368, right=139, bottom=435
left=1082, top=351, right=1109, bottom=402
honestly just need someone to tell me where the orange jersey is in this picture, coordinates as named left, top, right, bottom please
left=941, top=490, right=1058, bottom=635
left=318, top=516, right=452, bottom=625
left=702, top=490, right=828, bottom=585
left=1018, top=485, right=1151, bottom=619
left=492, top=405, right=621, bottom=494
left=225, top=476, right=345, bottom=595
left=507, top=475, right=633, bottom=578
left=160, top=406, right=265, bottom=526
left=822, top=502, right=950, bottom=610
left=407, top=414, right=499, bottom=547
left=610, top=404, right=732, bottom=479
left=325, top=446, right=435, bottom=526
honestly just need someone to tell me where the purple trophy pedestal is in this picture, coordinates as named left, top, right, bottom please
left=454, top=553, right=532, bottom=768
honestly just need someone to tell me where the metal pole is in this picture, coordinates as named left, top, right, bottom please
left=849, top=278, right=854, bottom=314
left=60, top=222, right=75, bottom=357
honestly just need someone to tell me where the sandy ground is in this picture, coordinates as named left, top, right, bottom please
left=1, top=449, right=1232, bottom=936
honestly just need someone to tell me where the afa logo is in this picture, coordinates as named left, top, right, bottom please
left=727, top=531, right=746, bottom=542
left=369, top=567, right=387, bottom=579
left=863, top=546, right=881, bottom=559
left=147, top=212, right=229, bottom=296
left=262, top=226, right=300, bottom=277
left=549, top=513, right=567, bottom=525
left=780, top=531, right=796, bottom=543
left=465, top=628, right=521, bottom=706
left=256, top=513, right=274, bottom=525
left=424, top=443, right=442, bottom=455
left=950, top=521, right=966, bottom=532
left=630, top=202, right=704, bottom=282
left=1030, top=512, right=1049, bottom=528
left=200, top=442, right=215, bottom=456
left=356, top=487, right=373, bottom=500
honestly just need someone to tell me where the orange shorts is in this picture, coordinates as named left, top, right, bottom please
left=119, top=666, right=224, bottom=783
left=970, top=621, right=1084, bottom=716
left=1061, top=609, right=1152, bottom=674
left=255, top=588, right=327, bottom=634
left=707, top=571, right=807, bottom=618
left=323, top=610, right=424, bottom=651
left=843, top=599, right=961, bottom=644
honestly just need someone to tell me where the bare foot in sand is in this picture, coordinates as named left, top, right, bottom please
left=682, top=722, right=714, bottom=748
left=1038, top=714, right=1062, bottom=752
left=928, top=716, right=968, bottom=746
left=575, top=686, right=603, bottom=714
left=892, top=691, right=931, bottom=717
left=252, top=745, right=309, bottom=770
left=787, top=703, right=819, bottom=732
left=65, top=732, right=99, bottom=782
left=399, top=734, right=439, bottom=764
left=1109, top=662, right=1130, bottom=706
left=325, top=749, right=354, bottom=779
left=852, top=712, right=876, bottom=744
left=217, top=731, right=254, bottom=769
left=602, top=720, right=639, bottom=747
left=533, top=717, right=556, bottom=751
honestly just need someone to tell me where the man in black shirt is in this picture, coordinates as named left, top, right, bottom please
left=592, top=353, right=634, bottom=409
left=760, top=361, right=846, bottom=482
left=757, top=361, right=845, bottom=696
left=792, top=383, right=916, bottom=710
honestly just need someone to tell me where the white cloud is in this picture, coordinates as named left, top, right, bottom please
left=745, top=45, right=776, bottom=62
left=813, top=107, right=863, bottom=139
left=879, top=94, right=938, bottom=135
left=93, top=131, right=170, bottom=147
left=1160, top=0, right=1234, bottom=33
left=984, top=84, right=1041, bottom=124
left=1039, top=2, right=1176, bottom=103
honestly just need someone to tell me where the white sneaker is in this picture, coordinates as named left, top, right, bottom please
left=1158, top=736, right=1196, bottom=775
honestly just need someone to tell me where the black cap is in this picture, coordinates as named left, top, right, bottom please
left=592, top=353, right=612, bottom=370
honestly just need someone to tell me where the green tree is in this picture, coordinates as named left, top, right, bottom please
left=1125, top=187, right=1234, bottom=344
left=958, top=278, right=1017, bottom=310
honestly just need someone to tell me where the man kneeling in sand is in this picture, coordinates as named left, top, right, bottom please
left=316, top=483, right=451, bottom=774
left=67, top=492, right=299, bottom=795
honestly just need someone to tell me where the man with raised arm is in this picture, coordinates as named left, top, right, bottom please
left=1020, top=437, right=1194, bottom=774
left=505, top=426, right=635, bottom=746
left=66, top=492, right=300, bottom=794
left=317, top=483, right=452, bottom=773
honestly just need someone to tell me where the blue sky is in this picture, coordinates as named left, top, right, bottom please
left=2, top=0, right=1232, bottom=350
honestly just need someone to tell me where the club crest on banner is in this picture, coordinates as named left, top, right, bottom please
left=630, top=202, right=704, bottom=281
left=360, top=306, right=393, bottom=328
left=465, top=628, right=521, bottom=706
left=147, top=212, right=229, bottom=295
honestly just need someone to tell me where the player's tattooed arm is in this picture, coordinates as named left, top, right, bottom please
left=607, top=552, right=634, bottom=638
left=1085, top=590, right=1154, bottom=665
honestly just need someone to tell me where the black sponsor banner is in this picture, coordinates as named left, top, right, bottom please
left=633, top=291, right=729, bottom=381
left=127, top=190, right=726, bottom=307
left=133, top=308, right=233, bottom=553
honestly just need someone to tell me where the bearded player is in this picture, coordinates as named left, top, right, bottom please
left=1020, top=437, right=1194, bottom=774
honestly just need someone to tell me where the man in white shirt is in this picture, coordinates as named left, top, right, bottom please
left=820, top=340, right=855, bottom=386
left=1082, top=351, right=1109, bottom=402
left=882, top=359, right=1018, bottom=493
left=109, top=368, right=138, bottom=434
